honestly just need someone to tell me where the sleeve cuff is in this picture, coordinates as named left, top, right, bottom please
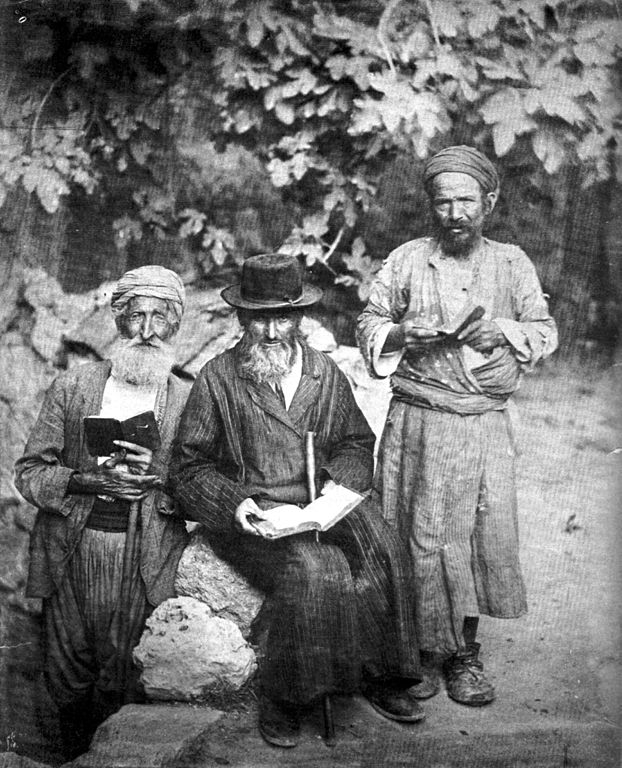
left=494, top=318, right=531, bottom=363
left=370, top=323, right=403, bottom=378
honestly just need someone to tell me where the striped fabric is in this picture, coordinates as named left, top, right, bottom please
left=171, top=342, right=421, bottom=706
left=43, top=528, right=150, bottom=707
left=371, top=403, right=526, bottom=654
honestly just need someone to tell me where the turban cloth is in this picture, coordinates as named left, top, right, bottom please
left=423, top=145, right=499, bottom=194
left=111, top=265, right=186, bottom=323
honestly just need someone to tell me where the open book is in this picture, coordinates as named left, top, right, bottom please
left=84, top=411, right=161, bottom=456
left=404, top=303, right=485, bottom=342
left=249, top=484, right=364, bottom=539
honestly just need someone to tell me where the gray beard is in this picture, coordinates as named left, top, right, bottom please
left=238, top=336, right=299, bottom=386
left=109, top=339, right=175, bottom=387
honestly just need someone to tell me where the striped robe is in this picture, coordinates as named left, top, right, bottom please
left=170, top=341, right=421, bottom=706
left=357, top=236, right=558, bottom=654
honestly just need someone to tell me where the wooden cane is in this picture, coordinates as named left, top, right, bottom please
left=117, top=499, right=141, bottom=705
left=305, top=431, right=335, bottom=745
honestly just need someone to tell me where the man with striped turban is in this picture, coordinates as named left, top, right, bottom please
left=357, top=146, right=558, bottom=706
left=15, top=266, right=190, bottom=760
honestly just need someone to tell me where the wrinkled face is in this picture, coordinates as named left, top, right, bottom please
left=238, top=310, right=302, bottom=347
left=117, top=296, right=177, bottom=345
left=429, top=172, right=496, bottom=255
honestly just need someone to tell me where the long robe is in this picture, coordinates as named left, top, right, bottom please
left=14, top=361, right=190, bottom=704
left=357, top=236, right=558, bottom=654
left=170, top=341, right=421, bottom=706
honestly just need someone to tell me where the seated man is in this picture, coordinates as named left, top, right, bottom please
left=170, top=253, right=423, bottom=748
left=15, top=266, right=190, bottom=760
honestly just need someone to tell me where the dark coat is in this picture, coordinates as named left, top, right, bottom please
left=170, top=342, right=420, bottom=704
left=15, top=361, right=190, bottom=606
left=170, top=341, right=376, bottom=532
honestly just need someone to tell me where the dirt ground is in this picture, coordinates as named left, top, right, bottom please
left=5, top=355, right=622, bottom=767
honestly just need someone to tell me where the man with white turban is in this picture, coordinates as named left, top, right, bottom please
left=357, top=146, right=558, bottom=707
left=15, top=265, right=190, bottom=760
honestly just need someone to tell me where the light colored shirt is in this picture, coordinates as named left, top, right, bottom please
left=357, top=236, right=558, bottom=414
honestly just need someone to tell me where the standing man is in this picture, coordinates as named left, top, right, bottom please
left=170, top=253, right=423, bottom=749
left=357, top=146, right=558, bottom=706
left=15, top=266, right=190, bottom=760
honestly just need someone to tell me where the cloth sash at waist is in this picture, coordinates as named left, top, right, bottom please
left=86, top=497, right=133, bottom=532
left=391, top=377, right=510, bottom=415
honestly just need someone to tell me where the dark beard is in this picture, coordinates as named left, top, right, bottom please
left=436, top=224, right=481, bottom=257
left=110, top=339, right=175, bottom=386
left=238, top=334, right=300, bottom=386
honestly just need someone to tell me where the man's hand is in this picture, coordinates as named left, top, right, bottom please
left=234, top=497, right=268, bottom=537
left=401, top=318, right=441, bottom=355
left=457, top=319, right=507, bottom=353
left=112, top=440, right=153, bottom=474
left=70, top=468, right=163, bottom=501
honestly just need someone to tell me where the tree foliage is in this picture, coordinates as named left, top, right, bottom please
left=1, top=0, right=620, bottom=293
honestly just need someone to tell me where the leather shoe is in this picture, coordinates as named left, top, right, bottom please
left=258, top=696, right=300, bottom=748
left=444, top=642, right=495, bottom=706
left=407, top=664, right=441, bottom=700
left=363, top=684, right=426, bottom=723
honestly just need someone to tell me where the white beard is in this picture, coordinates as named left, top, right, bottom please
left=238, top=336, right=298, bottom=386
left=109, top=338, right=175, bottom=387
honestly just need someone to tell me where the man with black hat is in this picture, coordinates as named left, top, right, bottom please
left=357, top=146, right=558, bottom=707
left=170, top=253, right=423, bottom=748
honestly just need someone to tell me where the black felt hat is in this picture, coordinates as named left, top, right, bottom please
left=221, top=253, right=323, bottom=310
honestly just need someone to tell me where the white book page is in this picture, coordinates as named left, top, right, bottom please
left=258, top=485, right=363, bottom=531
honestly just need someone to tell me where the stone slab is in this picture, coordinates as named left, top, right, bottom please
left=69, top=704, right=223, bottom=768
left=179, top=695, right=620, bottom=768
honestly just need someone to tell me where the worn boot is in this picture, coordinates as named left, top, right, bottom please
left=408, top=652, right=442, bottom=700
left=444, top=642, right=495, bottom=706
left=258, top=696, right=301, bottom=748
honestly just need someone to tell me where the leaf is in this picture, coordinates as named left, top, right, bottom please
left=267, top=158, right=291, bottom=187
left=274, top=100, right=295, bottom=125
left=480, top=88, right=522, bottom=125
left=351, top=236, right=365, bottom=259
left=246, top=6, right=265, bottom=48
left=301, top=242, right=324, bottom=266
left=35, top=168, right=69, bottom=213
left=480, top=89, right=536, bottom=156
left=349, top=98, right=383, bottom=136
left=467, top=3, right=501, bottom=38
left=524, top=88, right=585, bottom=125
left=573, top=42, right=615, bottom=67
left=532, top=130, right=566, bottom=174
left=130, top=141, right=150, bottom=165
left=290, top=153, right=309, bottom=181
left=433, top=4, right=464, bottom=38
left=302, top=212, right=329, bottom=239
left=475, top=57, right=524, bottom=81
left=178, top=208, right=206, bottom=239
left=399, top=23, right=432, bottom=62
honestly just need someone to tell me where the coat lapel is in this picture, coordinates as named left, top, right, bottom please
left=245, top=380, right=298, bottom=433
left=76, top=361, right=112, bottom=470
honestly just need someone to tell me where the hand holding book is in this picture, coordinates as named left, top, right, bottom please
left=235, top=484, right=364, bottom=540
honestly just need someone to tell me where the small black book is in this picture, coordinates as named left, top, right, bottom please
left=84, top=411, right=161, bottom=456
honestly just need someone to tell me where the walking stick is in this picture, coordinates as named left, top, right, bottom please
left=117, top=499, right=141, bottom=705
left=305, top=432, right=335, bottom=745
